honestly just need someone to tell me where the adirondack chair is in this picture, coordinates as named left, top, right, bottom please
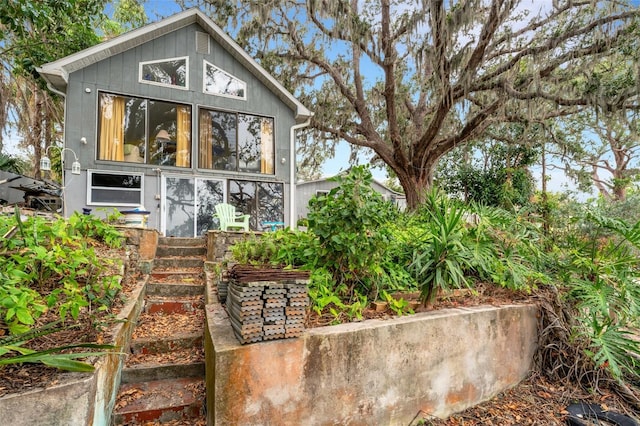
left=214, top=203, right=250, bottom=231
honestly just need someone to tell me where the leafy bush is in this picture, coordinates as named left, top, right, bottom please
left=554, top=210, right=640, bottom=381
left=468, top=204, right=549, bottom=290
left=0, top=211, right=124, bottom=335
left=306, top=165, right=399, bottom=299
left=231, top=229, right=319, bottom=268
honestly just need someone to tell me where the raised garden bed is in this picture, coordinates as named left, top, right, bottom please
left=0, top=270, right=147, bottom=426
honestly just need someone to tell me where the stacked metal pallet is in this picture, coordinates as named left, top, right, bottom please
left=284, top=283, right=307, bottom=338
left=226, top=265, right=310, bottom=344
left=227, top=282, right=264, bottom=344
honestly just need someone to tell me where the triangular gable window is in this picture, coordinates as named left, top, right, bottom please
left=203, top=60, right=246, bottom=100
left=139, top=57, right=188, bottom=89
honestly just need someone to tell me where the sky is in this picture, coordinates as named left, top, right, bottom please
left=8, top=0, right=634, bottom=199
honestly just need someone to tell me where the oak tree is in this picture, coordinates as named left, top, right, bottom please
left=194, top=0, right=640, bottom=209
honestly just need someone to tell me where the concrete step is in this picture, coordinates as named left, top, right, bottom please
left=146, top=282, right=204, bottom=297
left=149, top=271, right=203, bottom=283
left=158, top=236, right=206, bottom=247
left=130, top=333, right=203, bottom=355
left=112, top=377, right=205, bottom=425
left=153, top=257, right=204, bottom=270
left=144, top=296, right=204, bottom=314
left=156, top=245, right=206, bottom=258
left=121, top=362, right=205, bottom=384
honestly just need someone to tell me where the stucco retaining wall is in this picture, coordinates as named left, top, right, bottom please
left=205, top=301, right=538, bottom=425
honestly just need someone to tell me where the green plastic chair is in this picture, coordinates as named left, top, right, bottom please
left=214, top=203, right=250, bottom=231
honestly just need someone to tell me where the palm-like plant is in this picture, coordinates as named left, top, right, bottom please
left=409, top=190, right=475, bottom=306
left=0, top=321, right=116, bottom=372
left=0, top=153, right=27, bottom=175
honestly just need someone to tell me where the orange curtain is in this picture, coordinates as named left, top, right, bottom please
left=98, top=95, right=125, bottom=161
left=260, top=118, right=274, bottom=174
left=199, top=111, right=213, bottom=169
left=176, top=106, right=191, bottom=167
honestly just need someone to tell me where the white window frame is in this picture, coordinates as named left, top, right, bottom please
left=86, top=170, right=144, bottom=207
left=202, top=60, right=247, bottom=100
left=139, top=56, right=189, bottom=90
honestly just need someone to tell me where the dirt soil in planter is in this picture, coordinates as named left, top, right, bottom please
left=305, top=282, right=534, bottom=327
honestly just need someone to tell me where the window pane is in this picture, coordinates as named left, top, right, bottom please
left=204, top=61, right=245, bottom=98
left=91, top=173, right=142, bottom=189
left=199, top=109, right=237, bottom=171
left=91, top=188, right=142, bottom=204
left=196, top=179, right=224, bottom=235
left=258, top=182, right=284, bottom=225
left=165, top=177, right=195, bottom=237
left=238, top=114, right=274, bottom=174
left=98, top=94, right=146, bottom=163
left=148, top=101, right=192, bottom=167
left=229, top=180, right=285, bottom=230
left=228, top=180, right=256, bottom=229
left=141, top=58, right=187, bottom=88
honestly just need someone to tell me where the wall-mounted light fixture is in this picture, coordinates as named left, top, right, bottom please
left=80, top=137, right=87, bottom=145
left=281, top=157, right=286, bottom=164
left=41, top=146, right=81, bottom=175
left=40, top=145, right=82, bottom=217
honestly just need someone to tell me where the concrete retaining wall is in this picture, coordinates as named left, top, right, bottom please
left=205, top=301, right=538, bottom=425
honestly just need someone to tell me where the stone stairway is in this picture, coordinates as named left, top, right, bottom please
left=112, top=237, right=207, bottom=425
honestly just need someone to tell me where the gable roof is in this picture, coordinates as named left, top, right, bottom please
left=37, top=8, right=312, bottom=121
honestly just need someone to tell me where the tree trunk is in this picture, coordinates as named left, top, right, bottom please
left=395, top=161, right=433, bottom=211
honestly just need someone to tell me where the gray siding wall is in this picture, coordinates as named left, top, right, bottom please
left=62, top=23, right=297, bottom=230
left=295, top=179, right=405, bottom=221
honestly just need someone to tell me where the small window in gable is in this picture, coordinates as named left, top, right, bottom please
left=140, top=57, right=188, bottom=89
left=203, top=60, right=246, bottom=100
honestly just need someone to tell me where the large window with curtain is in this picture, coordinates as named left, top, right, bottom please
left=199, top=108, right=274, bottom=174
left=98, top=92, right=192, bottom=167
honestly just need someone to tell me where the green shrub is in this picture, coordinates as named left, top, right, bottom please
left=0, top=211, right=124, bottom=335
left=307, top=165, right=398, bottom=299
left=555, top=210, right=640, bottom=381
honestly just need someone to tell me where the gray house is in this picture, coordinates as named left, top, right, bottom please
left=295, top=176, right=406, bottom=222
left=37, top=8, right=312, bottom=237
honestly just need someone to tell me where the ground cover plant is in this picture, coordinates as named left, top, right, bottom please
left=232, top=166, right=640, bottom=416
left=0, top=209, right=125, bottom=372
